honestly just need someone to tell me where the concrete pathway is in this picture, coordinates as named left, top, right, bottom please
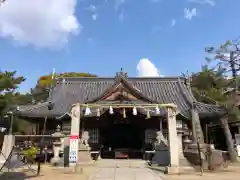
left=89, top=160, right=163, bottom=180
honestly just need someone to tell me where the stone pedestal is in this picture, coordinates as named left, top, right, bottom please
left=178, top=133, right=192, bottom=167
left=51, top=142, right=61, bottom=164
left=78, top=143, right=93, bottom=164
left=165, top=166, right=180, bottom=175
left=184, top=143, right=206, bottom=166
left=152, top=143, right=170, bottom=166
left=78, top=150, right=92, bottom=164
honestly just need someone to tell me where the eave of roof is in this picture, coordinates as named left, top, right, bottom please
left=15, top=75, right=225, bottom=119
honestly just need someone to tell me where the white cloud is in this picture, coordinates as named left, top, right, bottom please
left=188, top=0, right=216, bottom=7
left=151, top=25, right=161, bottom=33
left=85, top=5, right=97, bottom=12
left=114, top=0, right=125, bottom=11
left=184, top=8, right=197, bottom=20
left=85, top=5, right=98, bottom=21
left=92, top=14, right=98, bottom=21
left=0, top=0, right=80, bottom=48
left=137, top=58, right=161, bottom=77
left=151, top=0, right=162, bottom=3
left=119, top=12, right=124, bottom=22
left=171, top=19, right=176, bottom=27
left=114, top=0, right=125, bottom=22
left=87, top=37, right=93, bottom=43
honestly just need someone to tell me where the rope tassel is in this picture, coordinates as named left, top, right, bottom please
left=146, top=109, right=150, bottom=119
left=97, top=108, right=100, bottom=117
left=123, top=108, right=126, bottom=118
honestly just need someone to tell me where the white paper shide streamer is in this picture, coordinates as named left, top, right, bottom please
left=109, top=106, right=114, bottom=114
left=132, top=107, right=137, bottom=116
left=84, top=106, right=91, bottom=116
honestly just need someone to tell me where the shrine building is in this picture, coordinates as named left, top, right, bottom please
left=15, top=71, right=224, bottom=159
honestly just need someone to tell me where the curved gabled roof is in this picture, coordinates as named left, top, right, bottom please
left=16, top=73, right=225, bottom=118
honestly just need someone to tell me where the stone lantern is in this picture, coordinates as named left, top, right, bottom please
left=177, top=120, right=192, bottom=166
left=182, top=123, right=192, bottom=146
left=51, top=125, right=64, bottom=165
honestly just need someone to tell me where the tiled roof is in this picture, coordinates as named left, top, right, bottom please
left=16, top=75, right=225, bottom=118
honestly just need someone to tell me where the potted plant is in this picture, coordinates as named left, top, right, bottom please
left=23, top=145, right=38, bottom=165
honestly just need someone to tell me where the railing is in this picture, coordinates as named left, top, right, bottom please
left=14, top=135, right=56, bottom=153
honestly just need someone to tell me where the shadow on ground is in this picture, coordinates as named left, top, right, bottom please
left=0, top=172, right=42, bottom=180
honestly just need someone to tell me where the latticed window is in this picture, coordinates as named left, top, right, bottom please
left=88, top=128, right=100, bottom=144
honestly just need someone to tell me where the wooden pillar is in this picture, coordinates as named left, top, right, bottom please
left=166, top=107, right=179, bottom=174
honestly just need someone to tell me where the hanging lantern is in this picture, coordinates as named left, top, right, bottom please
left=97, top=108, right=100, bottom=117
left=146, top=109, right=150, bottom=119
left=155, top=105, right=160, bottom=115
left=133, top=107, right=137, bottom=116
left=123, top=108, right=126, bottom=118
left=84, top=106, right=91, bottom=116
left=109, top=106, right=114, bottom=114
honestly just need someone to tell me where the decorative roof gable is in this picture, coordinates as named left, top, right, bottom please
left=88, top=71, right=155, bottom=103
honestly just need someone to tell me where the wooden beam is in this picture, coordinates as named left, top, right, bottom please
left=78, top=103, right=177, bottom=109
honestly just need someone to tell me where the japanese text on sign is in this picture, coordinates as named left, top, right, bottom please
left=69, top=135, right=78, bottom=165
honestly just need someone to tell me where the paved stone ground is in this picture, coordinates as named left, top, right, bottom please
left=89, top=159, right=163, bottom=180
left=89, top=167, right=163, bottom=180
left=2, top=160, right=240, bottom=180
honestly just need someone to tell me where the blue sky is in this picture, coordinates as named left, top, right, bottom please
left=0, top=0, right=240, bottom=92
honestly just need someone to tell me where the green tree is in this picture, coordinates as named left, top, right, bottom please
left=191, top=65, right=228, bottom=103
left=0, top=70, right=30, bottom=134
left=0, top=71, right=25, bottom=114
left=204, top=38, right=240, bottom=162
left=31, top=72, right=97, bottom=102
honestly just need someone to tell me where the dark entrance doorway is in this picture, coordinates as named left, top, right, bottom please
left=100, top=113, right=144, bottom=159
